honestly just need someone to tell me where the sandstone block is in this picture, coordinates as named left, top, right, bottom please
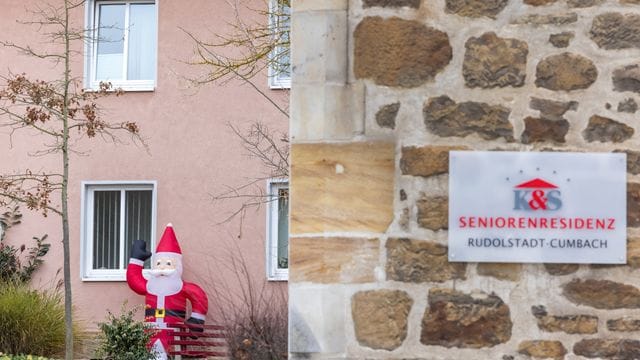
left=424, top=95, right=514, bottom=141
left=352, top=290, right=413, bottom=350
left=363, top=0, right=420, bottom=7
left=563, top=279, right=640, bottom=309
left=532, top=305, right=598, bottom=334
left=477, top=263, right=522, bottom=281
left=583, top=115, right=634, bottom=143
left=618, top=98, right=638, bottom=113
left=608, top=318, right=640, bottom=332
left=628, top=237, right=640, bottom=268
left=628, top=183, right=640, bottom=227
left=376, top=102, right=400, bottom=129
left=512, top=13, right=578, bottom=25
left=530, top=98, right=578, bottom=121
left=568, top=0, right=603, bottom=6
left=613, top=64, right=640, bottom=93
left=524, top=0, right=558, bottom=5
left=535, top=53, right=598, bottom=91
left=400, top=145, right=468, bottom=177
left=354, top=17, right=452, bottom=88
left=416, top=196, right=448, bottom=231
left=386, top=238, right=466, bottom=283
left=549, top=32, right=575, bottom=48
left=521, top=117, right=569, bottom=144
left=463, top=32, right=528, bottom=89
left=290, top=142, right=395, bottom=234
left=591, top=13, right=640, bottom=50
left=574, top=339, right=640, bottom=358
left=518, top=340, right=567, bottom=360
left=544, top=263, right=579, bottom=275
left=289, top=237, right=379, bottom=283
left=421, top=288, right=512, bottom=348
left=445, top=0, right=508, bottom=18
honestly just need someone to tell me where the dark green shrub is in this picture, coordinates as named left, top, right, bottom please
left=0, top=284, right=67, bottom=357
left=0, top=206, right=49, bottom=283
left=97, top=305, right=156, bottom=360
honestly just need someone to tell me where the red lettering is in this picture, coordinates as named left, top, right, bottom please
left=478, top=217, right=487, bottom=228
left=508, top=217, right=515, bottom=228
left=496, top=217, right=506, bottom=228
left=608, top=218, right=615, bottom=230
left=469, top=217, right=476, bottom=227
left=518, top=217, right=525, bottom=228
left=459, top=217, right=467, bottom=228
left=596, top=219, right=605, bottom=229
left=528, top=218, right=537, bottom=228
left=539, top=218, right=548, bottom=228
left=550, top=218, right=558, bottom=229
left=586, top=218, right=593, bottom=229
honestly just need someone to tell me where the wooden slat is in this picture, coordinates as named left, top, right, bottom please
left=171, top=339, right=226, bottom=347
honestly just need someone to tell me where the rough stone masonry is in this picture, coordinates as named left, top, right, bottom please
left=290, top=0, right=640, bottom=359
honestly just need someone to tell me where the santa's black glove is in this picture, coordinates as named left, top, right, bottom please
left=131, top=240, right=152, bottom=261
left=186, top=317, right=205, bottom=333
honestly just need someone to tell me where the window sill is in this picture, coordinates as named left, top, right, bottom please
left=85, top=80, right=155, bottom=92
left=267, top=270, right=288, bottom=282
left=269, top=78, right=291, bottom=90
left=82, top=269, right=151, bottom=282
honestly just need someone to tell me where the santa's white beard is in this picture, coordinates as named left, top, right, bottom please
left=147, top=270, right=183, bottom=296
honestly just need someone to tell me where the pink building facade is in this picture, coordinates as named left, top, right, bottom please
left=0, top=0, right=288, bottom=331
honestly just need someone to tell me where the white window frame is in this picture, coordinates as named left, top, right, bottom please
left=83, top=0, right=158, bottom=91
left=268, top=0, right=291, bottom=89
left=80, top=181, right=158, bottom=281
left=266, top=178, right=289, bottom=281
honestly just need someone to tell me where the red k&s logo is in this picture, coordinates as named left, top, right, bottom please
left=513, top=178, right=562, bottom=211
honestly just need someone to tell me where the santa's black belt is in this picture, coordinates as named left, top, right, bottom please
left=145, top=308, right=186, bottom=318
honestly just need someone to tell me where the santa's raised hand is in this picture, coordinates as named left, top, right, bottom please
left=126, top=224, right=209, bottom=360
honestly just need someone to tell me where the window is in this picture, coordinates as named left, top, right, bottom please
left=81, top=181, right=157, bottom=281
left=268, top=0, right=291, bottom=89
left=85, top=1, right=157, bottom=91
left=266, top=179, right=288, bottom=280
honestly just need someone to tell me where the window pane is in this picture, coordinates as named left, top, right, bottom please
left=93, top=191, right=121, bottom=269
left=277, top=188, right=289, bottom=269
left=271, top=1, right=290, bottom=81
left=96, top=4, right=125, bottom=80
left=124, top=190, right=153, bottom=268
left=127, top=4, right=157, bottom=80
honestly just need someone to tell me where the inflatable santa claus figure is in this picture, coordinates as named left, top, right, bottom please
left=127, top=223, right=208, bottom=360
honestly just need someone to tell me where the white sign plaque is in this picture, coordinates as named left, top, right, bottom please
left=448, top=151, right=627, bottom=264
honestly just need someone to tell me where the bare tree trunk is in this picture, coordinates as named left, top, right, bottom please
left=62, top=1, right=73, bottom=359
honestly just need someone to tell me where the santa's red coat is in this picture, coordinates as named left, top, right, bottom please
left=126, top=261, right=209, bottom=350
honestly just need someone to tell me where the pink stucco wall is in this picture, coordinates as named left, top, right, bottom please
left=0, top=0, right=287, bottom=329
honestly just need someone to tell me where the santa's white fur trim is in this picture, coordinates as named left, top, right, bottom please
left=154, top=251, right=182, bottom=259
left=129, top=258, right=144, bottom=266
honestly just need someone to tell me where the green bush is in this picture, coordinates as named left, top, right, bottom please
left=0, top=284, right=67, bottom=357
left=0, top=206, right=49, bottom=284
left=97, top=305, right=156, bottom=360
left=0, top=354, right=53, bottom=360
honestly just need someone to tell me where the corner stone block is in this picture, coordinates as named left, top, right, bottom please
left=289, top=237, right=379, bottom=283
left=352, top=290, right=413, bottom=351
left=290, top=142, right=394, bottom=234
left=290, top=83, right=364, bottom=141
left=289, top=285, right=347, bottom=355
left=421, top=288, right=512, bottom=348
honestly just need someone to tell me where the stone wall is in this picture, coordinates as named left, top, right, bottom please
left=289, top=0, right=640, bottom=359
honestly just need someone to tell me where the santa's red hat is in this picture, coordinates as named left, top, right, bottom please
left=155, top=223, right=182, bottom=256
